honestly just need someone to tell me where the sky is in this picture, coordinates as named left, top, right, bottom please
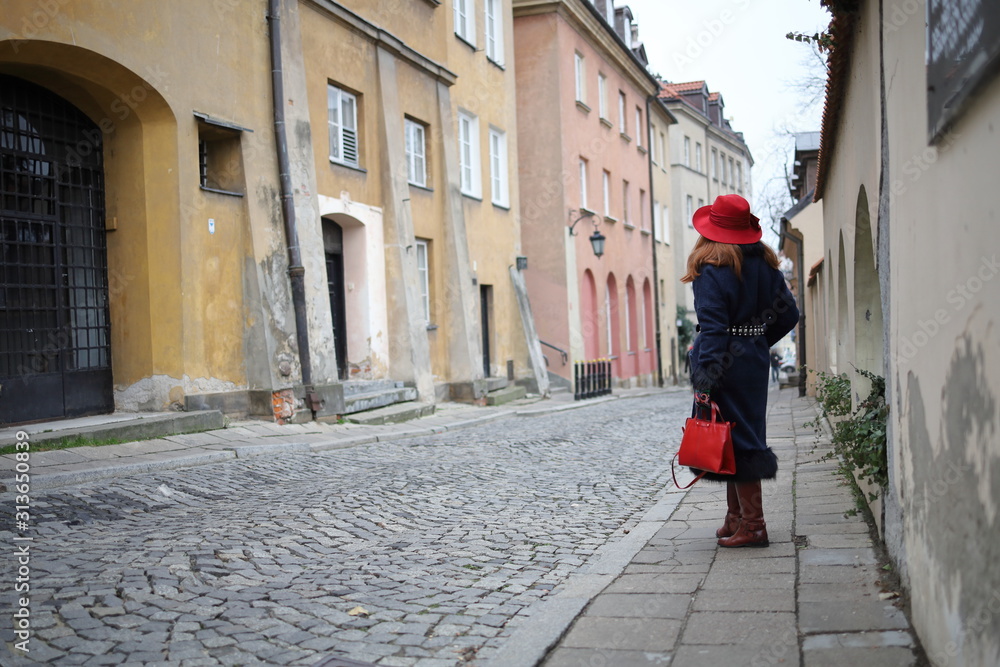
left=621, top=0, right=831, bottom=242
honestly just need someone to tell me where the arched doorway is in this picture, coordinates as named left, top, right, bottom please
left=853, top=186, right=884, bottom=397
left=581, top=269, right=598, bottom=359
left=1, top=75, right=112, bottom=422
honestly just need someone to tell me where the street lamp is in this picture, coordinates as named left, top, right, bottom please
left=568, top=209, right=606, bottom=258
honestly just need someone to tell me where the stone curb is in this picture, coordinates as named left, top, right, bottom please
left=482, top=486, right=689, bottom=667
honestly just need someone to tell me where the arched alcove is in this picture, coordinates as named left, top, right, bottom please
left=837, top=233, right=849, bottom=376
left=853, top=185, right=884, bottom=400
left=581, top=269, right=599, bottom=359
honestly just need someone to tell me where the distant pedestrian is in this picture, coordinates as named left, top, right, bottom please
left=681, top=195, right=799, bottom=548
left=770, top=349, right=782, bottom=383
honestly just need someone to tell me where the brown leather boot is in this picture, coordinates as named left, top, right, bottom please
left=715, top=481, right=741, bottom=538
left=718, top=480, right=769, bottom=548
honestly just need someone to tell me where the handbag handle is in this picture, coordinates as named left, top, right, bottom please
left=671, top=452, right=706, bottom=489
left=694, top=395, right=724, bottom=425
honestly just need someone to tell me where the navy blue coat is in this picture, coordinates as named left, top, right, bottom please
left=688, top=244, right=799, bottom=482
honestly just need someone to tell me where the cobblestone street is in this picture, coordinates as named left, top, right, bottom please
left=1, top=393, right=690, bottom=666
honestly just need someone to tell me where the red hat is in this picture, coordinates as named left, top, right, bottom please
left=692, top=194, right=762, bottom=244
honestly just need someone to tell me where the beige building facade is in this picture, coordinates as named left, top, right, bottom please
left=811, top=1, right=1000, bottom=664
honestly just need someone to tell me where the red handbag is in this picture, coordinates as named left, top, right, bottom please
left=671, top=393, right=736, bottom=489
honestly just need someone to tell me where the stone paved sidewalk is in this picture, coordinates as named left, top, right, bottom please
left=531, top=387, right=924, bottom=667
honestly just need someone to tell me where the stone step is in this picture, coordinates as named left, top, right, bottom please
left=486, top=384, right=527, bottom=406
left=485, top=376, right=509, bottom=392
left=342, top=387, right=418, bottom=414
left=342, top=379, right=405, bottom=397
left=345, top=401, right=435, bottom=425
left=550, top=385, right=571, bottom=395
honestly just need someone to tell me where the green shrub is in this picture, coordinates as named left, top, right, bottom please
left=807, top=367, right=888, bottom=498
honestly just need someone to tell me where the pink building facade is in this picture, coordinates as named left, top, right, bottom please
left=514, top=0, right=659, bottom=388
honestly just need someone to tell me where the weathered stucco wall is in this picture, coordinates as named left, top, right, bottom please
left=0, top=0, right=303, bottom=415
left=818, top=1, right=1000, bottom=664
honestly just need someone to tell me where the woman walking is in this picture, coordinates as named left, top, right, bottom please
left=681, top=195, right=799, bottom=548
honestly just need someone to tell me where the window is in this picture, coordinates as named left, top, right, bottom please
left=574, top=52, right=585, bottom=103
left=653, top=199, right=660, bottom=237
left=729, top=158, right=736, bottom=189
left=686, top=195, right=694, bottom=226
left=458, top=111, right=481, bottom=197
left=485, top=0, right=504, bottom=65
left=695, top=142, right=703, bottom=172
left=698, top=198, right=705, bottom=211
left=602, top=170, right=611, bottom=216
left=649, top=124, right=657, bottom=164
left=598, top=73, right=608, bottom=118
left=416, top=239, right=431, bottom=323
left=736, top=162, right=743, bottom=191
left=662, top=205, right=670, bottom=244
left=404, top=118, right=426, bottom=187
left=635, top=107, right=643, bottom=146
left=659, top=132, right=666, bottom=166
left=454, top=0, right=474, bottom=45
left=578, top=158, right=588, bottom=210
left=683, top=136, right=691, bottom=167
left=712, top=148, right=719, bottom=180
left=622, top=180, right=630, bottom=224
left=328, top=84, right=359, bottom=167
left=720, top=152, right=727, bottom=184
left=489, top=128, right=509, bottom=206
left=639, top=189, right=646, bottom=230
left=196, top=119, right=244, bottom=195
left=618, top=92, right=627, bottom=134
left=605, top=0, right=614, bottom=25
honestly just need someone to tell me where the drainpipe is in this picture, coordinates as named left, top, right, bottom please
left=646, top=96, right=664, bottom=387
left=267, top=0, right=318, bottom=414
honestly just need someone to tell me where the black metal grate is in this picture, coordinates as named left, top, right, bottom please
left=1, top=75, right=111, bottom=421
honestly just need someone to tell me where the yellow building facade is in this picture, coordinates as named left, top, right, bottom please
left=0, top=0, right=537, bottom=425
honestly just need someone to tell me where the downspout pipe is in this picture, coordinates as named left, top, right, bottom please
left=267, top=0, right=317, bottom=414
left=646, top=95, right=664, bottom=387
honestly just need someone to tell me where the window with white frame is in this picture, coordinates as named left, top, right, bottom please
left=736, top=162, right=743, bottom=191
left=404, top=118, right=426, bottom=187
left=618, top=91, right=627, bottom=134
left=489, top=127, right=509, bottom=206
left=578, top=158, right=588, bottom=210
left=458, top=111, right=481, bottom=197
left=729, top=157, right=736, bottom=190
left=635, top=107, right=642, bottom=146
left=574, top=52, right=585, bottom=103
left=328, top=84, right=359, bottom=167
left=622, top=179, right=630, bottom=224
left=698, top=197, right=705, bottom=211
left=686, top=195, right=694, bottom=226
left=485, top=0, right=504, bottom=65
left=605, top=0, right=614, bottom=25
left=598, top=73, right=608, bottom=118
left=695, top=142, right=703, bottom=172
left=416, top=239, right=431, bottom=323
left=712, top=148, right=719, bottom=180
left=720, top=152, right=727, bottom=184
left=662, top=205, right=670, bottom=243
left=683, top=136, right=691, bottom=167
left=659, top=132, right=666, bottom=167
left=602, top=170, right=611, bottom=216
left=649, top=124, right=657, bottom=164
left=653, top=199, right=660, bottom=236
left=454, top=0, right=474, bottom=45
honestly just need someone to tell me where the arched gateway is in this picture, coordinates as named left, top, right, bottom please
left=1, top=75, right=112, bottom=423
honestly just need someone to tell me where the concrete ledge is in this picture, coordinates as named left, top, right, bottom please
left=0, top=411, right=225, bottom=448
left=346, top=402, right=434, bottom=425
left=486, top=385, right=527, bottom=406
